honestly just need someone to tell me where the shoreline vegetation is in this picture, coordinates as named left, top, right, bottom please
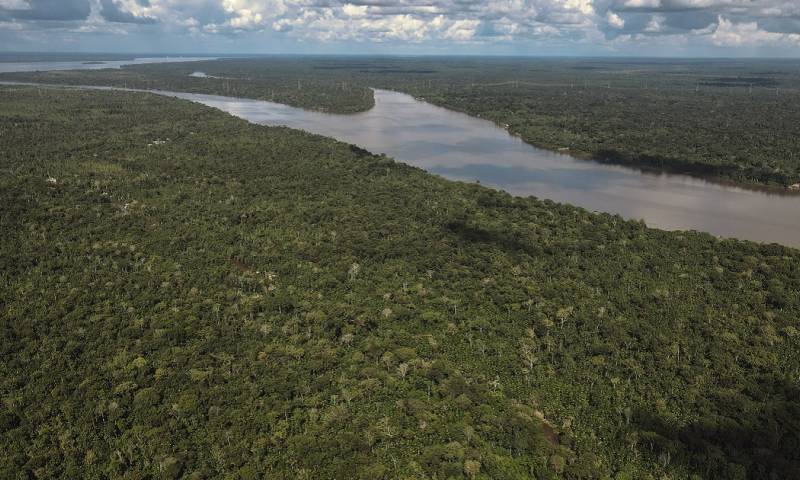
left=403, top=94, right=800, bottom=196
left=1, top=85, right=799, bottom=479
left=0, top=60, right=376, bottom=114
left=1, top=57, right=799, bottom=189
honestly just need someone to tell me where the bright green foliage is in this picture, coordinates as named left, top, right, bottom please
left=1, top=86, right=799, bottom=479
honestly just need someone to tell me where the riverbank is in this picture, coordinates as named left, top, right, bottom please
left=0, top=61, right=375, bottom=114
left=404, top=89, right=800, bottom=192
left=2, top=56, right=799, bottom=190
left=2, top=85, right=798, bottom=480
left=409, top=93, right=800, bottom=194
left=4, top=81, right=798, bottom=247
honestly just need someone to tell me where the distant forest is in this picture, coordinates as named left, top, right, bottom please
left=2, top=56, right=800, bottom=187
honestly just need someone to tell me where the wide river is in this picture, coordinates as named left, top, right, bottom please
left=1, top=59, right=798, bottom=247
left=157, top=87, right=799, bottom=248
left=0, top=57, right=214, bottom=74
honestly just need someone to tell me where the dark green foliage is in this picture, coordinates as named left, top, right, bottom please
left=0, top=53, right=144, bottom=63
left=6, top=56, right=800, bottom=187
left=0, top=57, right=375, bottom=114
left=1, top=86, right=798, bottom=479
left=357, top=57, right=800, bottom=188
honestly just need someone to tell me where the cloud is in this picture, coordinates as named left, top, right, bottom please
left=100, top=0, right=157, bottom=23
left=606, top=11, right=625, bottom=28
left=443, top=18, right=480, bottom=41
left=242, top=1, right=600, bottom=42
left=712, top=14, right=800, bottom=46
left=644, top=13, right=664, bottom=31
left=222, top=0, right=286, bottom=29
left=0, top=0, right=29, bottom=9
left=620, top=0, right=661, bottom=8
left=277, top=11, right=435, bottom=42
left=342, top=3, right=367, bottom=17
left=1, top=0, right=91, bottom=21
left=1, top=0, right=800, bottom=54
left=662, top=11, right=715, bottom=30
left=214, top=1, right=598, bottom=40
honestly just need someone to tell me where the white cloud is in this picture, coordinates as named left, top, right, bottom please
left=237, top=0, right=603, bottom=42
left=711, top=15, right=800, bottom=46
left=0, top=0, right=29, bottom=8
left=0, top=20, right=23, bottom=29
left=669, top=0, right=736, bottom=7
left=644, top=14, right=664, bottom=32
left=621, top=0, right=661, bottom=8
left=606, top=10, right=625, bottom=28
left=3, top=0, right=800, bottom=55
left=112, top=0, right=149, bottom=16
left=443, top=19, right=480, bottom=41
left=342, top=3, right=367, bottom=18
left=221, top=0, right=286, bottom=30
left=564, top=0, right=595, bottom=16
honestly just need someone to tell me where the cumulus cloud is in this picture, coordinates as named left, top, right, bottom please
left=220, top=0, right=285, bottom=29
left=222, top=0, right=601, bottom=42
left=342, top=3, right=367, bottom=18
left=100, top=0, right=158, bottom=23
left=443, top=19, right=481, bottom=41
left=1, top=0, right=800, bottom=53
left=643, top=14, right=664, bottom=32
left=606, top=10, right=625, bottom=28
left=712, top=15, right=800, bottom=46
left=1, top=0, right=91, bottom=21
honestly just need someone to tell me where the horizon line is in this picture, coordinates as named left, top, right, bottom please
left=2, top=51, right=800, bottom=61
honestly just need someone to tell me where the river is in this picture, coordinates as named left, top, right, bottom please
left=0, top=59, right=798, bottom=247
left=0, top=57, right=214, bottom=74
left=154, top=87, right=799, bottom=248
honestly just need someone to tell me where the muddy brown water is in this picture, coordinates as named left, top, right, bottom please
left=164, top=87, right=799, bottom=248
left=1, top=70, right=798, bottom=248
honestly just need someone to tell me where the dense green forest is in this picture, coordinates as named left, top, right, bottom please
left=372, top=59, right=800, bottom=188
left=2, top=57, right=800, bottom=187
left=0, top=53, right=143, bottom=63
left=0, top=58, right=374, bottom=114
left=1, top=85, right=799, bottom=479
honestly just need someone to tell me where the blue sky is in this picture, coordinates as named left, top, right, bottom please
left=1, top=0, right=799, bottom=56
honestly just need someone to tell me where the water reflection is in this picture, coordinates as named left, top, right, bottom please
left=0, top=57, right=213, bottom=74
left=158, top=89, right=797, bottom=247
left=1, top=81, right=796, bottom=247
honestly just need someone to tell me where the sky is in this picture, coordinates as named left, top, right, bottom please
left=0, top=0, right=799, bottom=57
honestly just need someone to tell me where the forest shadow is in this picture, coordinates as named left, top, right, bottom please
left=445, top=220, right=540, bottom=258
left=591, top=148, right=797, bottom=194
left=632, top=378, right=800, bottom=479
